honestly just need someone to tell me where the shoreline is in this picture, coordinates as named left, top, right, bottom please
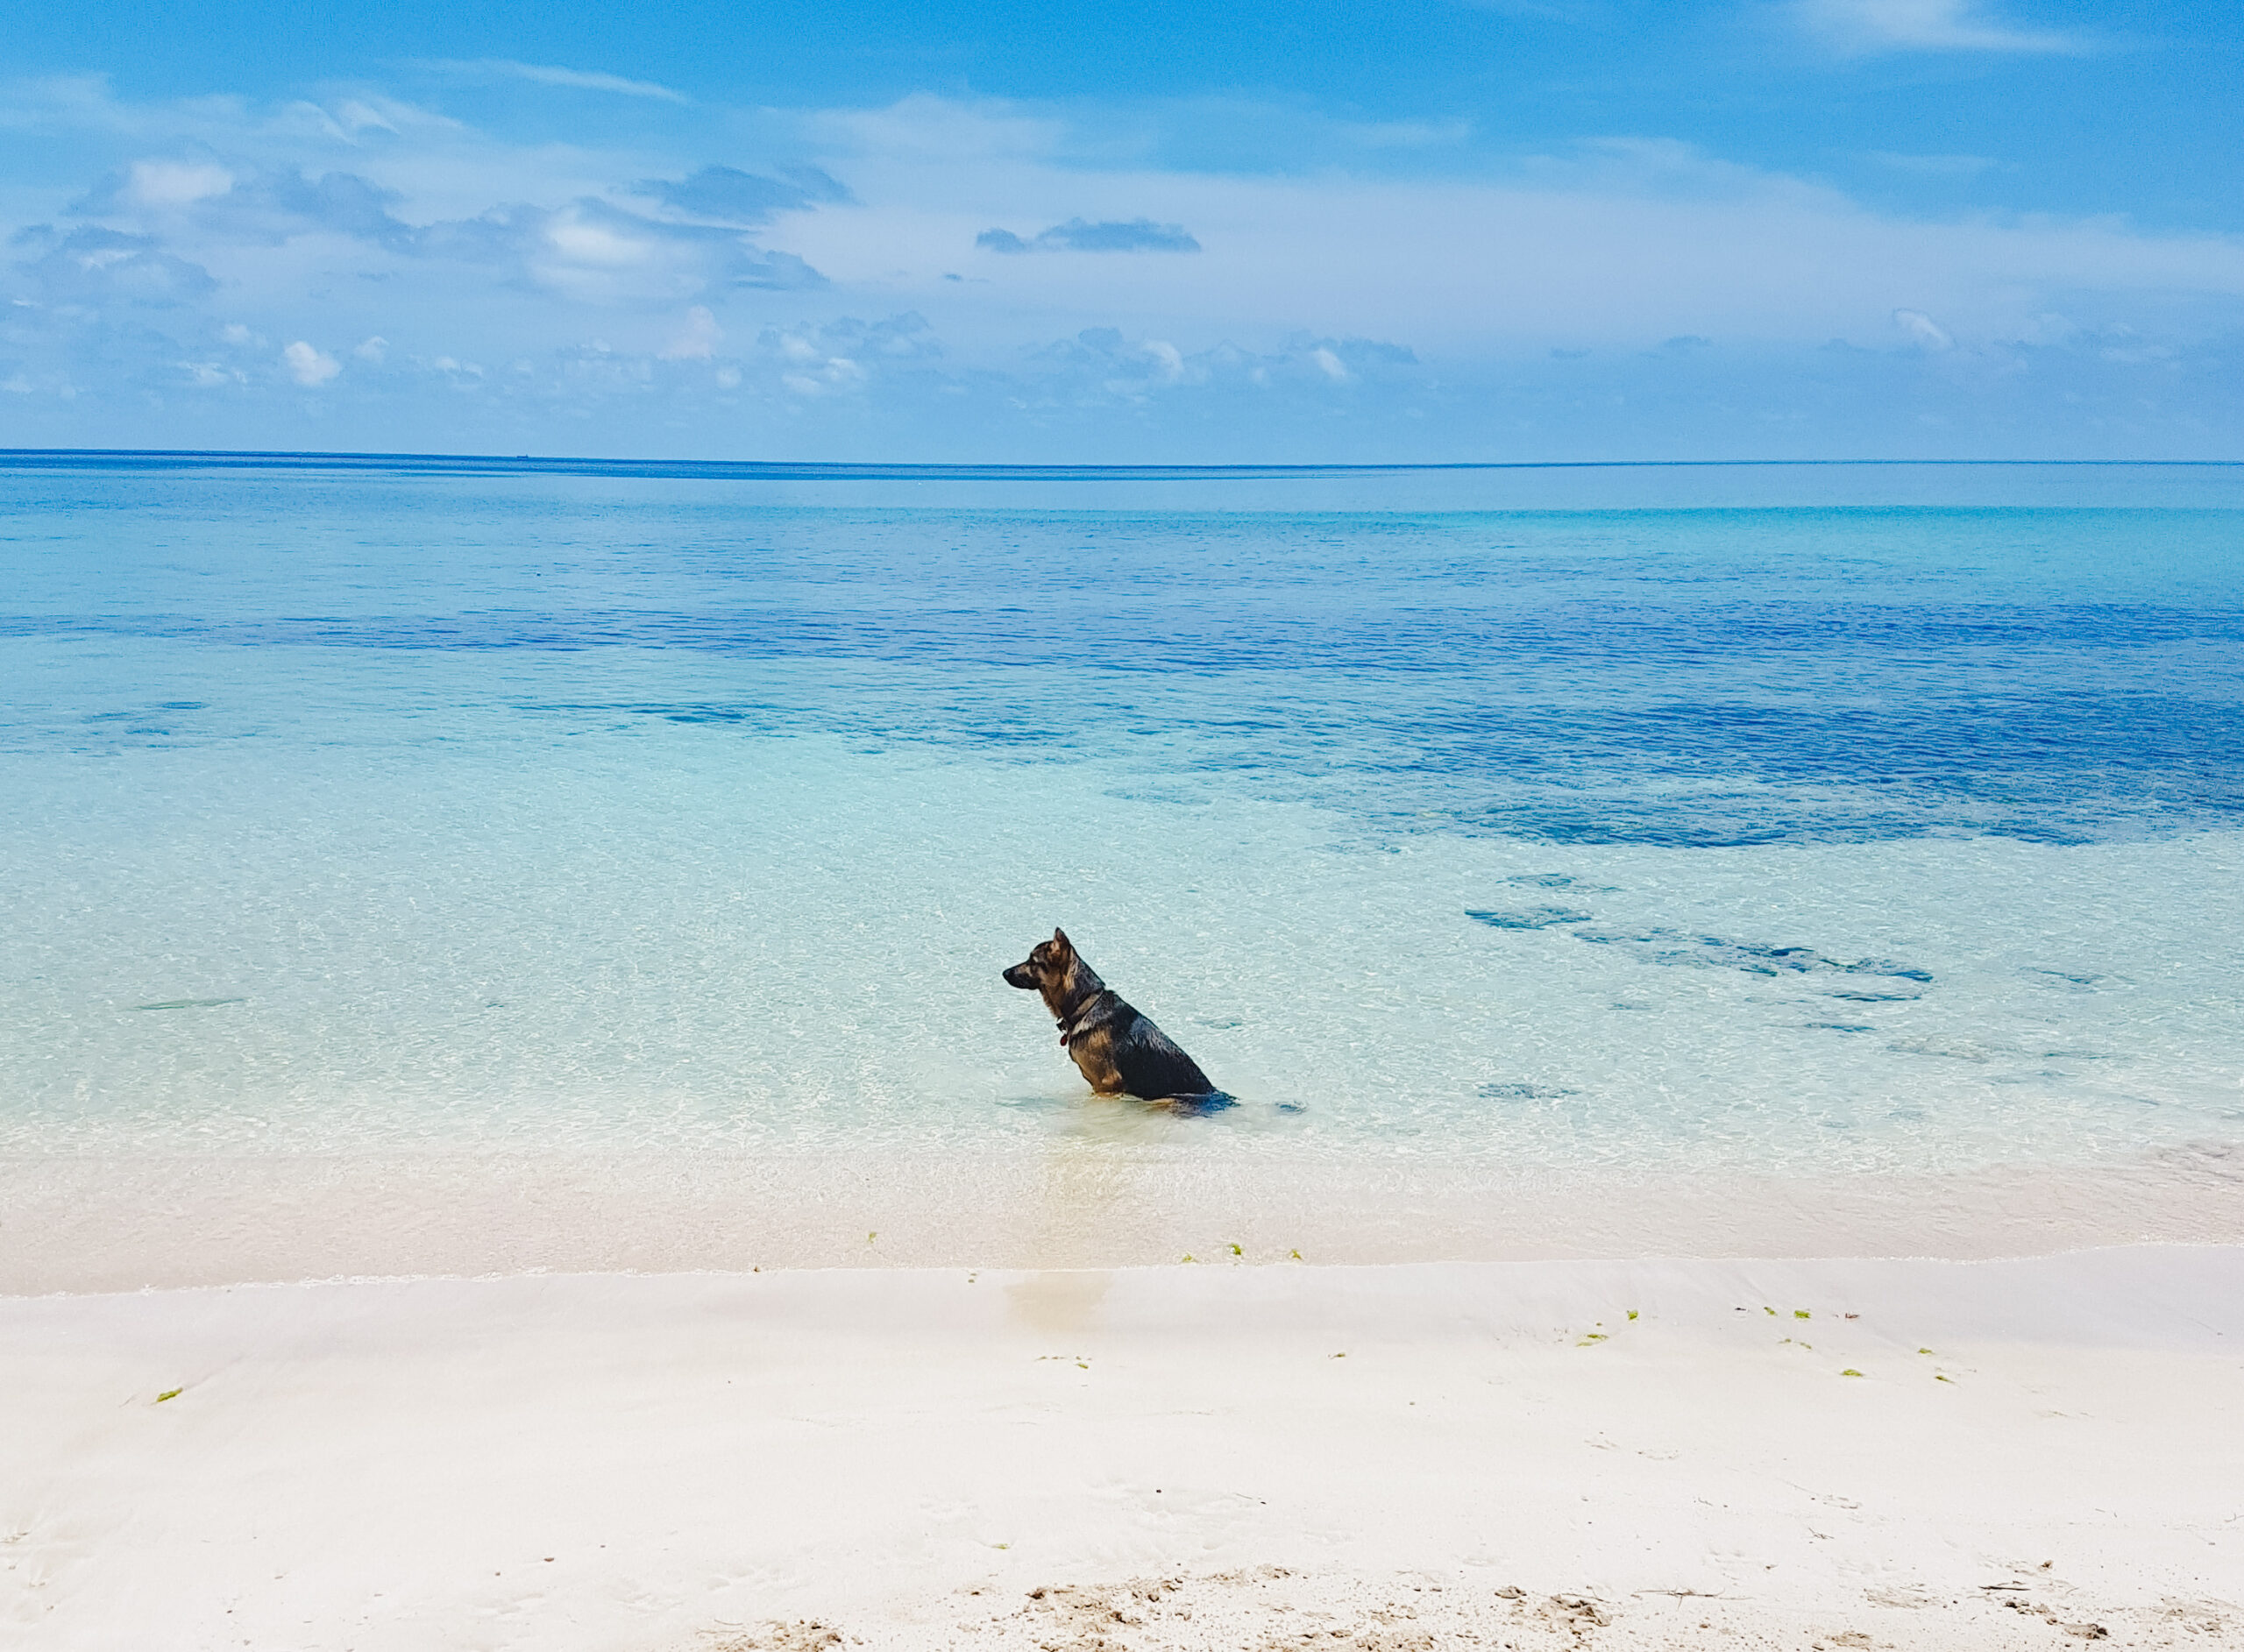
left=5, top=1140, right=2240, bottom=1294
left=6, top=1247, right=2239, bottom=1650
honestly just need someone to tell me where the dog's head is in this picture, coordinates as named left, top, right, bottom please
left=1003, top=928, right=1077, bottom=994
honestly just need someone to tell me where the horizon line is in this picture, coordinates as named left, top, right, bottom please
left=3, top=448, right=2240, bottom=481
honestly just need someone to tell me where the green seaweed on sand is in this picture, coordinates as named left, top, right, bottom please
left=1842, top=1369, right=1864, bottom=1378
left=1626, top=1309, right=1638, bottom=1320
left=1228, top=1243, right=1242, bottom=1256
left=155, top=1388, right=182, bottom=1402
left=1794, top=1309, right=1811, bottom=1319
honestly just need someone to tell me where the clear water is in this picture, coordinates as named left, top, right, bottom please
left=4, top=461, right=2241, bottom=1182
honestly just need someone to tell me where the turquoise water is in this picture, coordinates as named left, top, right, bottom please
left=4, top=460, right=2241, bottom=1179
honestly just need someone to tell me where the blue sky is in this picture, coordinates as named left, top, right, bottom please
left=3, top=0, right=2240, bottom=460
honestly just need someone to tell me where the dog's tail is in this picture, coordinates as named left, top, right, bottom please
left=1157, top=1090, right=1236, bottom=1115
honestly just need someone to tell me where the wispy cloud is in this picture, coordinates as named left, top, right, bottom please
left=48, top=139, right=832, bottom=308
left=11, top=223, right=217, bottom=305
left=4, top=84, right=2240, bottom=458
left=1336, top=117, right=1475, bottom=151
left=1865, top=151, right=2002, bottom=178
left=1447, top=1, right=1603, bottom=18
left=634, top=165, right=853, bottom=226
left=976, top=217, right=1200, bottom=254
left=408, top=197, right=825, bottom=301
left=1797, top=1, right=2088, bottom=55
left=658, top=305, right=721, bottom=360
left=410, top=59, right=693, bottom=103
left=1892, top=308, right=1955, bottom=350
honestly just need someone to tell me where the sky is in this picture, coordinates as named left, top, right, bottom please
left=2, top=0, right=2240, bottom=461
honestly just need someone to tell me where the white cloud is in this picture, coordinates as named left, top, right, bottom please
left=281, top=340, right=341, bottom=386
left=659, top=305, right=721, bottom=359
left=353, top=336, right=388, bottom=362
left=1140, top=339, right=1190, bottom=384
left=542, top=209, right=653, bottom=269
left=1797, top=0, right=2087, bottom=55
left=780, top=354, right=864, bottom=396
left=127, top=160, right=233, bottom=206
left=1310, top=346, right=1353, bottom=382
left=412, top=60, right=692, bottom=103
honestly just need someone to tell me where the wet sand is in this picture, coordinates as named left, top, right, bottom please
left=5, top=1142, right=2243, bottom=1293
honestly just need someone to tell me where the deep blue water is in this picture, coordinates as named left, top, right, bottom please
left=7, top=469, right=2242, bottom=847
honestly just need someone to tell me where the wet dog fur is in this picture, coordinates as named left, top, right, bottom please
left=1003, top=929, right=1219, bottom=1103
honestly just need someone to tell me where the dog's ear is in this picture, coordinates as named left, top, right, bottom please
left=1052, top=926, right=1072, bottom=954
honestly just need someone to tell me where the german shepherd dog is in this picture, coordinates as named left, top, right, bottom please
left=1003, top=929, right=1220, bottom=1103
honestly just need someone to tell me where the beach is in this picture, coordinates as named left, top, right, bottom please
left=8, top=1247, right=2240, bottom=1649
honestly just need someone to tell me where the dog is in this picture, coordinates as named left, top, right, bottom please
left=1003, top=928, right=1219, bottom=1103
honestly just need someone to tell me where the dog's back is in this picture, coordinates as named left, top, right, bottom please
left=1067, top=993, right=1215, bottom=1100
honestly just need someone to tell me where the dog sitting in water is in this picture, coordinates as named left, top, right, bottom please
left=1003, top=929, right=1219, bottom=1103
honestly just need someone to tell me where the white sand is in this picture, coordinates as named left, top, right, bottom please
left=5, top=1247, right=2240, bottom=1649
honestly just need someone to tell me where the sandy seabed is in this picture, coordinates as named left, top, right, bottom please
left=5, top=1246, right=2240, bottom=1651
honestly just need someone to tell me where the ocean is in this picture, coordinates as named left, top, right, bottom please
left=4, top=457, right=2241, bottom=1274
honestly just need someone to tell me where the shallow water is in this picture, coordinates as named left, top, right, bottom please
left=4, top=462, right=2241, bottom=1193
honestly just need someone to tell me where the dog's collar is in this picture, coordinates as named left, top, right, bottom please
left=1055, top=990, right=1116, bottom=1046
